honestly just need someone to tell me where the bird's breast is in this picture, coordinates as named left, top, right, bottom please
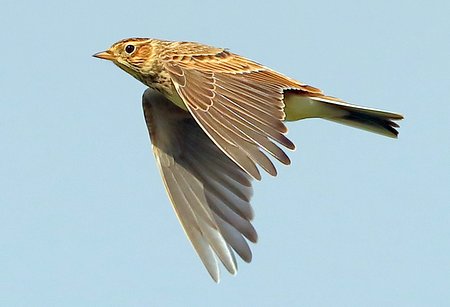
left=165, top=90, right=188, bottom=111
left=141, top=69, right=188, bottom=112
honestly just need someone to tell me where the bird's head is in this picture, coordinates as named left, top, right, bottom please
left=93, top=38, right=159, bottom=82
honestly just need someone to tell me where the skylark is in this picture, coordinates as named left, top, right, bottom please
left=94, top=38, right=403, bottom=282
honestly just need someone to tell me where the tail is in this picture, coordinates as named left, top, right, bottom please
left=283, top=93, right=404, bottom=138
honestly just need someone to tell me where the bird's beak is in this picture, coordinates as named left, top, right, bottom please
left=93, top=50, right=115, bottom=61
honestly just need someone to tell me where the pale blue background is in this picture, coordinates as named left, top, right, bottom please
left=1, top=0, right=449, bottom=306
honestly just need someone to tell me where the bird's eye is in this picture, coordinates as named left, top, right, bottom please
left=125, top=44, right=135, bottom=54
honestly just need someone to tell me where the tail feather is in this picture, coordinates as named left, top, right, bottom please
left=283, top=93, right=403, bottom=138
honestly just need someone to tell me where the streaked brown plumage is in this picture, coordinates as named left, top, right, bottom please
left=94, top=38, right=403, bottom=282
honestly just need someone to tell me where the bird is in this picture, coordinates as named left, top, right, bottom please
left=93, top=38, right=403, bottom=282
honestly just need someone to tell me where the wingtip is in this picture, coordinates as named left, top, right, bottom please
left=212, top=276, right=220, bottom=284
left=207, top=267, right=220, bottom=283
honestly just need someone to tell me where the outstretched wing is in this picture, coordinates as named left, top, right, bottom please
left=162, top=48, right=322, bottom=179
left=142, top=89, right=257, bottom=282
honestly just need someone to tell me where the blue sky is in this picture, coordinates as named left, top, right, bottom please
left=1, top=0, right=449, bottom=306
